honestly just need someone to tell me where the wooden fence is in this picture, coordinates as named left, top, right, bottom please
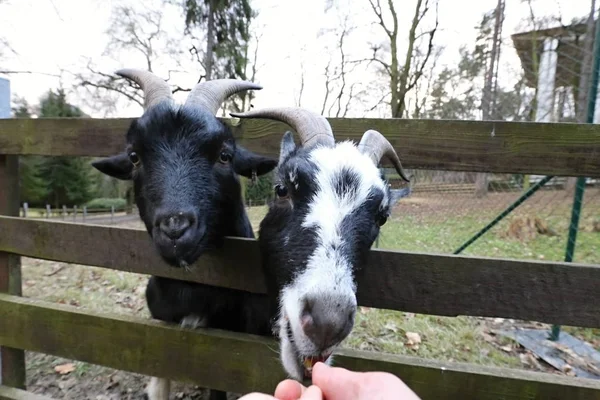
left=1, top=117, right=600, bottom=399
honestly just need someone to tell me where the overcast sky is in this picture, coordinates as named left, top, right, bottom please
left=0, top=0, right=593, bottom=118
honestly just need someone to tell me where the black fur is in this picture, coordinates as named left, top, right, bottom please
left=92, top=101, right=277, bottom=399
left=257, top=136, right=393, bottom=377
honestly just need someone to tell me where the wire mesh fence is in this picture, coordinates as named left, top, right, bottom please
left=380, top=172, right=600, bottom=266
left=368, top=1, right=600, bottom=267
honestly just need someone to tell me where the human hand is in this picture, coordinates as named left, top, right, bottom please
left=238, top=362, right=420, bottom=400
left=238, top=380, right=323, bottom=400
left=308, top=361, right=420, bottom=400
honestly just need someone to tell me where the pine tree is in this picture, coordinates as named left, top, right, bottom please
left=36, top=89, right=96, bottom=208
left=12, top=98, right=48, bottom=206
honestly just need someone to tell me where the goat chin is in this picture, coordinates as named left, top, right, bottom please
left=146, top=377, right=170, bottom=400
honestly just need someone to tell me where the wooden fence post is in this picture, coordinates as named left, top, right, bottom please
left=83, top=206, right=87, bottom=222
left=22, top=202, right=27, bottom=218
left=62, top=205, right=67, bottom=220
left=0, top=76, right=25, bottom=388
left=73, top=205, right=78, bottom=222
left=46, top=204, right=50, bottom=219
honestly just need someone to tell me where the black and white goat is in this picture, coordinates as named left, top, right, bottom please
left=91, top=69, right=278, bottom=400
left=230, top=107, right=410, bottom=381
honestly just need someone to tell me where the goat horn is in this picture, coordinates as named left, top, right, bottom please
left=185, top=79, right=263, bottom=115
left=230, top=107, right=335, bottom=148
left=115, top=68, right=173, bottom=111
left=358, top=129, right=410, bottom=183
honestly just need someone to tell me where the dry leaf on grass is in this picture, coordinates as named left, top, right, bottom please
left=562, top=364, right=576, bottom=376
left=500, top=345, right=513, bottom=352
left=54, top=363, right=76, bottom=375
left=405, top=332, right=422, bottom=350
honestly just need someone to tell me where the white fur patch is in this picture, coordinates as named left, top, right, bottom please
left=279, top=327, right=303, bottom=380
left=279, top=141, right=387, bottom=372
left=180, top=314, right=207, bottom=329
left=146, top=377, right=170, bottom=400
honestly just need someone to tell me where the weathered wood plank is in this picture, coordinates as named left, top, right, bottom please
left=0, top=294, right=599, bottom=400
left=0, top=156, right=25, bottom=389
left=1, top=217, right=600, bottom=328
left=0, top=386, right=53, bottom=400
left=0, top=117, right=599, bottom=176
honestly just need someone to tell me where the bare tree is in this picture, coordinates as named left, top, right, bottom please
left=318, top=12, right=365, bottom=117
left=366, top=0, right=439, bottom=118
left=410, top=45, right=443, bottom=118
left=225, top=29, right=263, bottom=114
left=475, top=0, right=505, bottom=198
left=71, top=3, right=192, bottom=115
left=576, top=0, right=597, bottom=121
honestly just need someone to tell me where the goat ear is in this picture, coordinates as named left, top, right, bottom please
left=233, top=146, right=278, bottom=178
left=91, top=153, right=133, bottom=180
left=278, top=131, right=296, bottom=165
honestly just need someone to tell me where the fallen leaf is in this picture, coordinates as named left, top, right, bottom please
left=562, top=364, right=575, bottom=376
left=54, top=363, right=75, bottom=375
left=405, top=332, right=422, bottom=350
left=520, top=352, right=543, bottom=370
left=406, top=332, right=421, bottom=343
left=500, top=345, right=513, bottom=352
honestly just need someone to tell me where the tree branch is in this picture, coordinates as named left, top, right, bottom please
left=0, top=70, right=62, bottom=78
left=367, top=0, right=393, bottom=39
left=406, top=3, right=439, bottom=93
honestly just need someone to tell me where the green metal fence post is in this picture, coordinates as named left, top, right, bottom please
left=549, top=16, right=600, bottom=341
left=453, top=175, right=554, bottom=255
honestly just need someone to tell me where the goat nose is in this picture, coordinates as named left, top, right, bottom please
left=300, top=296, right=356, bottom=350
left=156, top=211, right=195, bottom=240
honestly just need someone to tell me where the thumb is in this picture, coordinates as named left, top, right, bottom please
left=311, top=362, right=359, bottom=399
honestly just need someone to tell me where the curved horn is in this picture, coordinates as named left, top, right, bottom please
left=185, top=79, right=263, bottom=115
left=115, top=68, right=173, bottom=111
left=230, top=107, right=335, bottom=148
left=358, top=129, right=410, bottom=183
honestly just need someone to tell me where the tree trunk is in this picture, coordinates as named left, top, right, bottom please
left=576, top=0, right=596, bottom=121
left=205, top=0, right=216, bottom=81
left=393, top=0, right=420, bottom=118
left=567, top=0, right=596, bottom=192
left=388, top=0, right=400, bottom=117
left=475, top=0, right=504, bottom=198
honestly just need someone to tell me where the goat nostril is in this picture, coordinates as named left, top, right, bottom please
left=158, top=213, right=193, bottom=240
left=301, top=313, right=314, bottom=333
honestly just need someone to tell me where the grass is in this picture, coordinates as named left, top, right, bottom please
left=16, top=187, right=600, bottom=396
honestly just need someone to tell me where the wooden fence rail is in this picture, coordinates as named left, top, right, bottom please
left=0, top=117, right=599, bottom=177
left=0, top=216, right=599, bottom=328
left=1, top=117, right=600, bottom=399
left=2, top=294, right=600, bottom=400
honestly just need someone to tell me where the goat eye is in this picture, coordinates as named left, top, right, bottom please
left=219, top=151, right=232, bottom=163
left=129, top=152, right=140, bottom=166
left=275, top=184, right=288, bottom=198
left=377, top=213, right=388, bottom=227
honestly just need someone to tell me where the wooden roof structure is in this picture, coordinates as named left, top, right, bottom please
left=511, top=22, right=589, bottom=88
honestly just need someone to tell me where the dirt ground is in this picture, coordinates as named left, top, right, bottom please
left=14, top=187, right=600, bottom=399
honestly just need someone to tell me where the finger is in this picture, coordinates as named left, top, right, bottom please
left=300, top=385, right=323, bottom=400
left=238, top=393, right=277, bottom=400
left=311, top=362, right=359, bottom=399
left=274, top=379, right=306, bottom=400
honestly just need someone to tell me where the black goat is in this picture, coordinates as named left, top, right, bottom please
left=91, top=69, right=277, bottom=400
left=231, top=107, right=410, bottom=381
